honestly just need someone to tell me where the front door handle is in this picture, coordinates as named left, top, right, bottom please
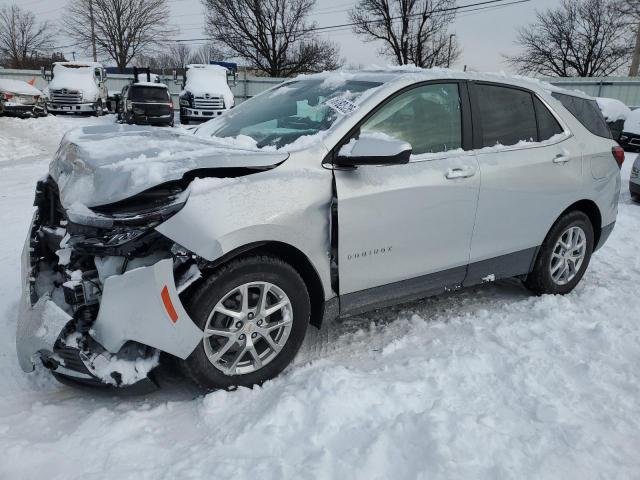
left=553, top=154, right=570, bottom=164
left=446, top=167, right=476, bottom=179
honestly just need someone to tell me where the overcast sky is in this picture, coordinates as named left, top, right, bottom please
left=2, top=0, right=562, bottom=72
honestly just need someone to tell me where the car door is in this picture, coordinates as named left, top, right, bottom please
left=333, top=81, right=480, bottom=311
left=464, top=82, right=582, bottom=286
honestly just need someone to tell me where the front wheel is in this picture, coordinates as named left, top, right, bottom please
left=182, top=256, right=310, bottom=391
left=525, top=211, right=594, bottom=295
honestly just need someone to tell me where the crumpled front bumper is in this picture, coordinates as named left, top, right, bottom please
left=16, top=210, right=203, bottom=387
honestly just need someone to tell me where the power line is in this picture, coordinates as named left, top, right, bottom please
left=170, top=0, right=530, bottom=43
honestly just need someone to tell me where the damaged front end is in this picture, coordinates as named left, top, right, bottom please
left=17, top=176, right=204, bottom=390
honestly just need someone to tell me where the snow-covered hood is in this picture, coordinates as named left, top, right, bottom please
left=48, top=66, right=99, bottom=100
left=0, top=79, right=43, bottom=96
left=49, top=124, right=288, bottom=208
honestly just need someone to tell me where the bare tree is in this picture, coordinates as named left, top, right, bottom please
left=349, top=0, right=459, bottom=68
left=190, top=42, right=226, bottom=64
left=0, top=5, right=54, bottom=68
left=64, top=0, right=173, bottom=72
left=506, top=0, right=632, bottom=77
left=202, top=0, right=342, bottom=77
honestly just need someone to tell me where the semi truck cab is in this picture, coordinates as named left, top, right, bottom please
left=42, top=62, right=108, bottom=116
left=175, top=64, right=235, bottom=125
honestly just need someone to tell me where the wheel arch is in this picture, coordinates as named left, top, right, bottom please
left=204, top=241, right=328, bottom=329
left=559, top=199, right=602, bottom=247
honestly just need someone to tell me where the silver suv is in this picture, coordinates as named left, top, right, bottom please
left=17, top=70, right=622, bottom=391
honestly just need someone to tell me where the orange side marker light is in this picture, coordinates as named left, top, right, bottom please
left=161, top=285, right=178, bottom=323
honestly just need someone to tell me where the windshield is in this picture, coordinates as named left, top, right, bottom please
left=130, top=86, right=170, bottom=102
left=195, top=79, right=381, bottom=149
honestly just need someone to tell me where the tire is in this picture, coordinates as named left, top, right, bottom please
left=181, top=256, right=310, bottom=391
left=525, top=211, right=594, bottom=295
left=95, top=100, right=103, bottom=117
left=180, top=116, right=189, bottom=125
left=631, top=193, right=640, bottom=203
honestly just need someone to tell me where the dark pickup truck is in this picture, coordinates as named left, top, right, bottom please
left=117, top=82, right=174, bottom=127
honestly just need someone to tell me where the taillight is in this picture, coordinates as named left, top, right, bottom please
left=169, top=100, right=173, bottom=109
left=612, top=146, right=625, bottom=168
left=3, top=93, right=13, bottom=100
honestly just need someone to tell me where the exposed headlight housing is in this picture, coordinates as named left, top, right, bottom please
left=66, top=182, right=189, bottom=256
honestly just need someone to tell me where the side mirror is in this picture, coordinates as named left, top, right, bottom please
left=335, top=134, right=412, bottom=167
left=41, top=66, right=52, bottom=81
left=172, top=70, right=178, bottom=82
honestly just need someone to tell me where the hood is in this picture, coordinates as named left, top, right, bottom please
left=49, top=124, right=289, bottom=208
left=0, top=79, right=43, bottom=96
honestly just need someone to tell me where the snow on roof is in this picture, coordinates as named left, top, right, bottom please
left=293, top=66, right=594, bottom=100
left=596, top=97, right=631, bottom=122
left=53, top=61, right=103, bottom=68
left=186, top=64, right=228, bottom=73
left=0, top=78, right=42, bottom=96
left=133, top=81, right=168, bottom=88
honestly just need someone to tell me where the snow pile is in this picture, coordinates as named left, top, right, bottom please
left=0, top=115, right=640, bottom=479
left=596, top=97, right=631, bottom=122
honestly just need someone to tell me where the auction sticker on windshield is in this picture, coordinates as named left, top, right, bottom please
left=325, top=96, right=359, bottom=115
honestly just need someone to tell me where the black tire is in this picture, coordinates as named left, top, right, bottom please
left=95, top=100, right=103, bottom=117
left=181, top=256, right=310, bottom=391
left=180, top=116, right=188, bottom=125
left=525, top=211, right=594, bottom=295
left=631, top=193, right=640, bottom=203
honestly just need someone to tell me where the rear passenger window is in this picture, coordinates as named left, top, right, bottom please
left=534, top=97, right=563, bottom=140
left=551, top=92, right=611, bottom=139
left=476, top=84, right=538, bottom=147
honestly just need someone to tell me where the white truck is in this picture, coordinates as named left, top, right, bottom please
left=42, top=61, right=108, bottom=116
left=175, top=64, right=235, bottom=124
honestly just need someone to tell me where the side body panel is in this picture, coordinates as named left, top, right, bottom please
left=334, top=152, right=480, bottom=295
left=468, top=135, right=583, bottom=264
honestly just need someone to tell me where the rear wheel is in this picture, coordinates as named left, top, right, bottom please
left=525, top=211, right=594, bottom=295
left=182, top=256, right=310, bottom=391
left=180, top=116, right=189, bottom=125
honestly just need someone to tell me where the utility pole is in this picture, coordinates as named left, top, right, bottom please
left=630, top=24, right=640, bottom=76
left=89, top=0, right=97, bottom=62
left=447, top=33, right=456, bottom=68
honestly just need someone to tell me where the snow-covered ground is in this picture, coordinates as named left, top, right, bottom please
left=1, top=114, right=639, bottom=479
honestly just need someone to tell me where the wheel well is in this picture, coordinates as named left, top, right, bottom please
left=561, top=200, right=602, bottom=245
left=207, top=241, right=326, bottom=329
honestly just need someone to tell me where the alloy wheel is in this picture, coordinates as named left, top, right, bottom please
left=550, top=226, right=587, bottom=286
left=203, top=281, right=293, bottom=375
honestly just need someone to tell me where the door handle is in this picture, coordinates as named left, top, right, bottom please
left=553, top=154, right=570, bottom=164
left=446, top=167, right=475, bottom=179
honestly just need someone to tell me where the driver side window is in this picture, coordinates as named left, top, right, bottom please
left=361, top=83, right=462, bottom=156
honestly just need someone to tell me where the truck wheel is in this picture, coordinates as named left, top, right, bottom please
left=525, top=211, right=594, bottom=295
left=181, top=256, right=310, bottom=391
left=95, top=100, right=103, bottom=117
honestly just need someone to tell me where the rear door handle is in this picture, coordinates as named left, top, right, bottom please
left=553, top=154, right=570, bottom=164
left=446, top=167, right=476, bottom=179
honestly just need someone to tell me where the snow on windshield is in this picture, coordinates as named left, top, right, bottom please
left=195, top=79, right=382, bottom=150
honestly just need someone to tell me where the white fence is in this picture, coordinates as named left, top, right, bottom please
left=0, top=68, right=285, bottom=103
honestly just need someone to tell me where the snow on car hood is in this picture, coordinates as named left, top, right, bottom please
left=49, top=124, right=289, bottom=208
left=0, top=79, right=43, bottom=96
